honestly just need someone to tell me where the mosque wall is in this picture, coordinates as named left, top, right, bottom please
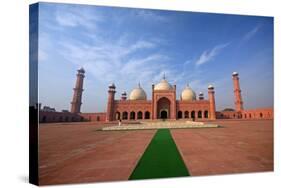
left=176, top=100, right=210, bottom=119
left=39, top=111, right=83, bottom=123
left=241, top=108, right=273, bottom=119
left=216, top=108, right=273, bottom=119
left=113, top=100, right=152, bottom=120
left=39, top=70, right=273, bottom=123
left=79, top=112, right=106, bottom=122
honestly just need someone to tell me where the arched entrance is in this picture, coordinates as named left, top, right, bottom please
left=160, top=110, right=168, bottom=119
left=145, top=111, right=150, bottom=119
left=177, top=111, right=182, bottom=119
left=157, top=97, right=171, bottom=119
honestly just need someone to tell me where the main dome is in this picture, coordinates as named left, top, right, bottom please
left=129, top=84, right=147, bottom=100
left=181, top=85, right=196, bottom=101
left=154, top=79, right=173, bottom=90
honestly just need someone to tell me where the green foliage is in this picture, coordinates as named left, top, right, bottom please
left=129, top=129, right=190, bottom=180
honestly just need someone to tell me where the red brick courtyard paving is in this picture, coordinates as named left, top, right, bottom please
left=39, top=122, right=156, bottom=185
left=171, top=119, right=273, bottom=176
left=39, top=120, right=273, bottom=185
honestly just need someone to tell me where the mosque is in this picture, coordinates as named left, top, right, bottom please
left=39, top=68, right=273, bottom=123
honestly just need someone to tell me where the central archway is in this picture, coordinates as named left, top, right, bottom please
left=157, top=97, right=171, bottom=119
left=160, top=110, right=168, bottom=119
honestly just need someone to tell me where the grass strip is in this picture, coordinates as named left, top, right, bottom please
left=129, top=129, right=190, bottom=180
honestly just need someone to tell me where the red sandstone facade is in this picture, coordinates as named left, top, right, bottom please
left=39, top=69, right=273, bottom=123
left=232, top=72, right=244, bottom=112
left=70, top=68, right=85, bottom=113
left=99, top=79, right=215, bottom=122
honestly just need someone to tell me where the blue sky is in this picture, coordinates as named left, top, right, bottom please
left=37, top=2, right=273, bottom=112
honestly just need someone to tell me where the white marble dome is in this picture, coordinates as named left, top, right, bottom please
left=129, top=84, right=147, bottom=100
left=154, top=79, right=173, bottom=90
left=181, top=85, right=196, bottom=101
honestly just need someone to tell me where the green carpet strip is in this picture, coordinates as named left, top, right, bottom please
left=129, top=129, right=190, bottom=180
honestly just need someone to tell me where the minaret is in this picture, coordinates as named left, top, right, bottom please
left=208, top=85, right=216, bottom=120
left=121, top=91, right=127, bottom=101
left=70, top=68, right=85, bottom=113
left=199, top=92, right=204, bottom=100
left=106, top=83, right=116, bottom=122
left=232, top=72, right=244, bottom=111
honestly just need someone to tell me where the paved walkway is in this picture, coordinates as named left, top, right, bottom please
left=171, top=120, right=273, bottom=176
left=39, top=120, right=273, bottom=185
left=39, top=123, right=155, bottom=185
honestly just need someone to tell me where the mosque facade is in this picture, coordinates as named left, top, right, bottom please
left=39, top=68, right=273, bottom=123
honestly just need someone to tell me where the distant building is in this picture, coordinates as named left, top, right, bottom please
left=42, top=106, right=56, bottom=112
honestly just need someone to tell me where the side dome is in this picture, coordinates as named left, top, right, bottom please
left=154, top=79, right=173, bottom=91
left=181, top=85, right=196, bottom=101
left=129, top=84, right=147, bottom=100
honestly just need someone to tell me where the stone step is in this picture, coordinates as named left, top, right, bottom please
left=102, top=123, right=219, bottom=131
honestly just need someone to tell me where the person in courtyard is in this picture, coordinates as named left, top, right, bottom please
left=118, top=119, right=122, bottom=126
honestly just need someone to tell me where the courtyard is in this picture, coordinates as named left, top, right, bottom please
left=39, top=119, right=273, bottom=185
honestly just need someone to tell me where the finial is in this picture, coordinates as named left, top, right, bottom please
left=138, top=81, right=141, bottom=88
left=163, top=73, right=166, bottom=80
left=78, top=67, right=85, bottom=73
left=186, top=82, right=189, bottom=87
left=208, top=84, right=214, bottom=89
left=232, top=71, right=239, bottom=76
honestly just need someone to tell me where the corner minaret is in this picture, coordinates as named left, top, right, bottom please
left=121, top=91, right=127, bottom=101
left=198, top=92, right=204, bottom=100
left=106, top=83, right=116, bottom=122
left=208, top=85, right=216, bottom=120
left=232, top=72, right=244, bottom=111
left=70, top=68, right=85, bottom=113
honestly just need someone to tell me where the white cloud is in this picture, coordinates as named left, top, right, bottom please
left=195, top=43, right=229, bottom=66
left=55, top=5, right=102, bottom=30
left=243, top=25, right=261, bottom=41
left=135, top=10, right=170, bottom=22
left=122, top=54, right=168, bottom=75
left=38, top=49, right=48, bottom=62
left=58, top=34, right=172, bottom=90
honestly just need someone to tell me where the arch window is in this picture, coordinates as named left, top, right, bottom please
left=130, top=111, right=136, bottom=120
left=198, top=111, right=202, bottom=118
left=191, top=111, right=195, bottom=119
left=184, top=111, right=189, bottom=118
left=122, top=112, right=128, bottom=120
left=145, top=111, right=150, bottom=119
left=204, top=111, right=209, bottom=118
left=178, top=111, right=183, bottom=119
left=137, top=111, right=143, bottom=119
